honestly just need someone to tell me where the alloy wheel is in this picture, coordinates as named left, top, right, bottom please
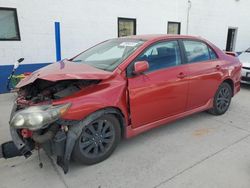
left=216, top=86, right=231, bottom=112
left=79, top=119, right=115, bottom=158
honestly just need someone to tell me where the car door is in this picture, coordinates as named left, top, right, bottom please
left=127, top=40, right=189, bottom=129
left=182, top=40, right=222, bottom=110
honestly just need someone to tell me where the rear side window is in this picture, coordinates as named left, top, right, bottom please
left=208, top=47, right=218, bottom=60
left=183, top=40, right=210, bottom=63
left=135, top=40, right=181, bottom=72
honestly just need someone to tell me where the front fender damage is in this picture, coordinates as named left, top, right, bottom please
left=57, top=107, right=125, bottom=173
left=3, top=71, right=126, bottom=173
left=1, top=108, right=124, bottom=174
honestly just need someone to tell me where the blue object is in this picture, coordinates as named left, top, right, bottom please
left=55, top=22, right=61, bottom=61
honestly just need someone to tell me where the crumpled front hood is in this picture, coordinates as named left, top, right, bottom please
left=16, top=60, right=113, bottom=88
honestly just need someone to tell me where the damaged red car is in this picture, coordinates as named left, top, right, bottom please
left=1, top=35, right=241, bottom=173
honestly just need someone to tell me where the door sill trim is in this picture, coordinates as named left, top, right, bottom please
left=125, top=98, right=213, bottom=138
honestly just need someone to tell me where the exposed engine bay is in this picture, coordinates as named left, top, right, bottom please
left=16, top=79, right=100, bottom=106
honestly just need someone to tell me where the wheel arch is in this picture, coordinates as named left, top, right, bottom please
left=101, top=107, right=126, bottom=139
left=70, top=107, right=126, bottom=139
left=222, top=78, right=234, bottom=96
left=58, top=106, right=126, bottom=172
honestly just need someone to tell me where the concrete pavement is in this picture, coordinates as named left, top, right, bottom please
left=0, top=85, right=250, bottom=188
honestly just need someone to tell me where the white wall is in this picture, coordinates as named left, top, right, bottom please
left=188, top=0, right=250, bottom=51
left=0, top=0, right=250, bottom=66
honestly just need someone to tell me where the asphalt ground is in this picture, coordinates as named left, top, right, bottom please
left=0, top=85, right=250, bottom=188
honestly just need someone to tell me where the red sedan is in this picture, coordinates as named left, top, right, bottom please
left=3, top=35, right=241, bottom=173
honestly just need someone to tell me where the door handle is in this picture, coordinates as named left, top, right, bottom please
left=216, top=65, right=221, bottom=70
left=177, top=72, right=186, bottom=79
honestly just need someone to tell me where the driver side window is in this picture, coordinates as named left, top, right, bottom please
left=135, top=40, right=181, bottom=72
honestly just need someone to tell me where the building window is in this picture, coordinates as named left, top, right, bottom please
left=0, top=8, right=20, bottom=41
left=118, top=17, right=136, bottom=37
left=167, top=22, right=181, bottom=34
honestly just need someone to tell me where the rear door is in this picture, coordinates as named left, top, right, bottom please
left=127, top=40, right=189, bottom=128
left=181, top=40, right=222, bottom=110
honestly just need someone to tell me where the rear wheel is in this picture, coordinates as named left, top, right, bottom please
left=208, top=82, right=232, bottom=115
left=72, top=114, right=121, bottom=165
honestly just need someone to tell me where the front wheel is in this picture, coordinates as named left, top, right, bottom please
left=72, top=114, right=121, bottom=165
left=208, top=82, right=232, bottom=115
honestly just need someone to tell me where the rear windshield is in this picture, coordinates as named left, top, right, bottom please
left=71, top=39, right=145, bottom=71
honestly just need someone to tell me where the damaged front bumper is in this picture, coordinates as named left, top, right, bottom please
left=1, top=103, right=33, bottom=159
left=2, top=123, right=78, bottom=174
left=1, top=104, right=79, bottom=174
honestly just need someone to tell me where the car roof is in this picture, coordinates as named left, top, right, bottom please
left=123, top=34, right=203, bottom=41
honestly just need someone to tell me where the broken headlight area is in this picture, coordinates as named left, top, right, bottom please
left=3, top=79, right=101, bottom=173
left=10, top=103, right=71, bottom=130
left=3, top=118, right=78, bottom=173
left=16, top=79, right=100, bottom=106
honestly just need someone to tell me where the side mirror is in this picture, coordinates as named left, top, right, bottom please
left=133, top=61, right=149, bottom=75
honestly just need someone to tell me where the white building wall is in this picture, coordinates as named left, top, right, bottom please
left=57, top=0, right=188, bottom=60
left=188, top=0, right=250, bottom=51
left=0, top=0, right=250, bottom=65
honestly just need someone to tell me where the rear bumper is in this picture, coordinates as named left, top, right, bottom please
left=241, top=77, right=250, bottom=84
left=241, top=68, right=250, bottom=84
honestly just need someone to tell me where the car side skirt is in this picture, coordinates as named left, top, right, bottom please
left=125, top=98, right=213, bottom=138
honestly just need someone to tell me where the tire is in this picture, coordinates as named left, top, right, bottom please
left=208, top=82, right=232, bottom=115
left=72, top=114, right=121, bottom=165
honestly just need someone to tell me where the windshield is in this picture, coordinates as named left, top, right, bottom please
left=246, top=48, right=250, bottom=53
left=71, top=39, right=145, bottom=71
